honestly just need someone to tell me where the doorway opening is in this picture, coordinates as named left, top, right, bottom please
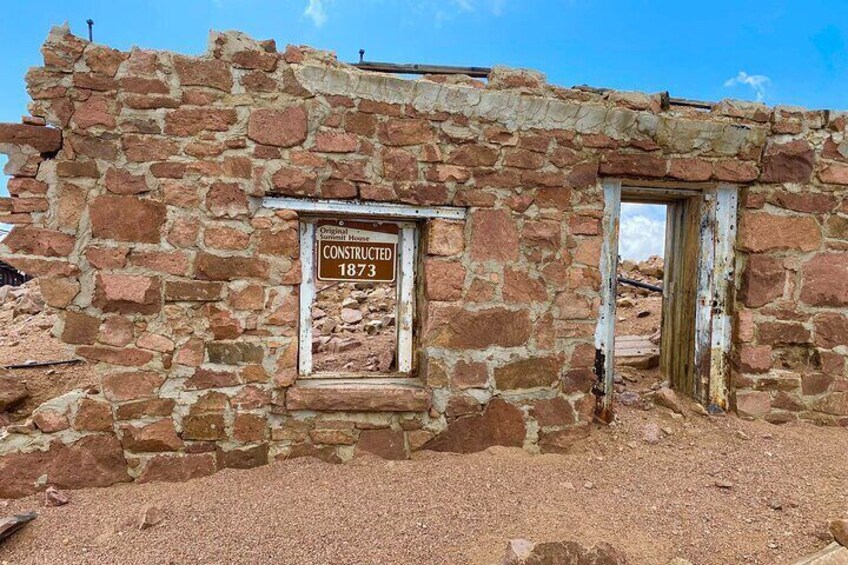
left=614, top=202, right=667, bottom=394
left=594, top=180, right=738, bottom=422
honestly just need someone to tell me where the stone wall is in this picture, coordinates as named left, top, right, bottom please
left=0, top=25, right=845, bottom=496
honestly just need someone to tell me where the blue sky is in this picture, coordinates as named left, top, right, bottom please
left=1, top=0, right=846, bottom=253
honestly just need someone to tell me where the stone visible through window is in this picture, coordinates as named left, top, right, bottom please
left=312, top=281, right=398, bottom=372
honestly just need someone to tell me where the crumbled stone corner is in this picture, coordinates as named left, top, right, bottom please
left=0, top=23, right=845, bottom=495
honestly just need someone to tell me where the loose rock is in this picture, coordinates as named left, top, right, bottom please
left=44, top=486, right=69, bottom=507
left=642, top=423, right=662, bottom=444
left=137, top=505, right=163, bottom=530
left=829, top=519, right=848, bottom=548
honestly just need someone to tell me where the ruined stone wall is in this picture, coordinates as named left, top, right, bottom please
left=735, top=116, right=848, bottom=425
left=0, top=25, right=844, bottom=496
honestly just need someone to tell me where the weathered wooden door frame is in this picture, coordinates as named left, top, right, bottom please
left=594, top=179, right=738, bottom=421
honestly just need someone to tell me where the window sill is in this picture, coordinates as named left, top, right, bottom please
left=297, top=371, right=415, bottom=381
left=285, top=380, right=430, bottom=412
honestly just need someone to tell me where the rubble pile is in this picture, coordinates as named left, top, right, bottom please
left=312, top=281, right=397, bottom=372
left=613, top=256, right=665, bottom=400
left=0, top=280, right=54, bottom=350
left=0, top=280, right=94, bottom=425
left=615, top=255, right=664, bottom=338
left=618, top=255, right=664, bottom=299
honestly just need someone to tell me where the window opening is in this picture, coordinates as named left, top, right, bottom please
left=298, top=218, right=417, bottom=378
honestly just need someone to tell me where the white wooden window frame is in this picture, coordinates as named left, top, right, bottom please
left=266, top=198, right=468, bottom=379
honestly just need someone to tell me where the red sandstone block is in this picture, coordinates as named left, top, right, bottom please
left=185, top=368, right=240, bottom=390
left=164, top=108, right=238, bottom=136
left=737, top=345, right=772, bottom=373
left=173, top=56, right=233, bottom=91
left=819, top=162, right=848, bottom=185
left=426, top=220, right=464, bottom=257
left=6, top=178, right=47, bottom=195
left=286, top=385, right=430, bottom=412
left=739, top=213, right=822, bottom=253
left=3, top=227, right=75, bottom=258
left=138, top=453, right=216, bottom=483
left=469, top=209, right=519, bottom=262
left=247, top=107, right=307, bottom=148
left=93, top=273, right=162, bottom=315
left=104, top=168, right=149, bottom=195
left=599, top=153, right=667, bottom=178
left=271, top=167, right=317, bottom=195
left=73, top=398, right=113, bottom=432
left=163, top=280, right=224, bottom=302
left=0, top=123, right=62, bottom=153
left=494, top=356, right=561, bottom=390
left=0, top=256, right=78, bottom=277
left=122, top=135, right=178, bottom=162
left=379, top=119, right=435, bottom=146
left=124, top=95, right=180, bottom=110
left=195, top=253, right=270, bottom=281
left=503, top=148, right=544, bottom=169
left=56, top=161, right=98, bottom=178
left=569, top=215, right=601, bottom=236
left=72, top=95, right=116, bottom=129
left=205, top=226, right=251, bottom=250
left=10, top=197, right=48, bottom=213
left=760, top=139, right=814, bottom=183
left=814, top=312, right=848, bottom=349
left=79, top=346, right=154, bottom=367
left=61, top=311, right=100, bottom=345
left=101, top=371, right=165, bottom=402
left=120, top=76, right=169, bottom=94
left=740, top=254, right=785, bottom=307
left=313, top=131, right=357, bottom=153
left=121, top=420, right=183, bottom=453
left=801, top=254, right=848, bottom=307
left=448, top=144, right=498, bottom=167
left=206, top=182, right=250, bottom=217
left=713, top=160, right=759, bottom=182
left=382, top=148, right=418, bottom=181
left=90, top=195, right=166, bottom=243
left=150, top=162, right=186, bottom=179
left=424, top=259, right=465, bottom=301
left=232, top=49, right=279, bottom=72
left=503, top=270, right=548, bottom=304
left=73, top=73, right=118, bottom=91
left=423, top=305, right=532, bottom=349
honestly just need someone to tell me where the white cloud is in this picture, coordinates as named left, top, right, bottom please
left=407, top=0, right=507, bottom=27
left=619, top=204, right=666, bottom=262
left=304, top=0, right=327, bottom=26
left=723, top=71, right=771, bottom=102
left=453, top=0, right=506, bottom=16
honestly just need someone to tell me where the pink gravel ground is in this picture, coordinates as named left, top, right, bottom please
left=1, top=405, right=846, bottom=564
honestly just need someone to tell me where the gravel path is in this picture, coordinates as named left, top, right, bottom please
left=1, top=406, right=846, bottom=564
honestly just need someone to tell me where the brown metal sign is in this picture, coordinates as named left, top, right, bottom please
left=316, top=220, right=399, bottom=283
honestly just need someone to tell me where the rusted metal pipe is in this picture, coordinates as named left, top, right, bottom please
left=352, top=60, right=492, bottom=78
left=617, top=276, right=663, bottom=293
left=4, top=359, right=83, bottom=370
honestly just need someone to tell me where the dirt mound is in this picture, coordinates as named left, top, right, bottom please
left=0, top=280, right=95, bottom=425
